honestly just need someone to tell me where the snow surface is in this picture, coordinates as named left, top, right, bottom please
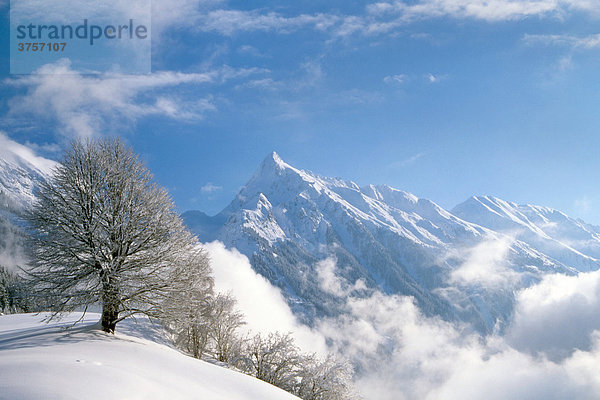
left=0, top=133, right=55, bottom=211
left=0, top=313, right=300, bottom=400
left=0, top=133, right=57, bottom=177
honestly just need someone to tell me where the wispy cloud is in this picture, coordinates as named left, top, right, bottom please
left=449, top=234, right=520, bottom=288
left=368, top=0, right=599, bottom=23
left=383, top=74, right=407, bottom=84
left=388, top=152, right=425, bottom=169
left=235, top=78, right=282, bottom=91
left=426, top=73, right=448, bottom=83
left=194, top=9, right=339, bottom=36
left=3, top=59, right=267, bottom=139
left=152, top=0, right=600, bottom=41
left=523, top=33, right=600, bottom=49
left=200, top=182, right=223, bottom=194
left=316, top=258, right=367, bottom=297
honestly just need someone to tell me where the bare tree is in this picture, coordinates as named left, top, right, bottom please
left=295, top=354, right=357, bottom=400
left=207, top=293, right=245, bottom=363
left=236, top=330, right=358, bottom=400
left=238, top=332, right=301, bottom=391
left=25, top=138, right=204, bottom=333
left=163, top=248, right=214, bottom=358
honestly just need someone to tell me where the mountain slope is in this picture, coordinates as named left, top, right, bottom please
left=0, top=313, right=300, bottom=400
left=0, top=134, right=55, bottom=212
left=183, top=153, right=576, bottom=333
left=0, top=135, right=56, bottom=273
left=453, top=196, right=600, bottom=272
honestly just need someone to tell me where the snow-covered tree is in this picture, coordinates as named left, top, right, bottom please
left=0, top=266, right=18, bottom=314
left=236, top=330, right=358, bottom=400
left=295, top=354, right=357, bottom=400
left=207, top=293, right=245, bottom=363
left=25, top=138, right=204, bottom=333
left=238, top=332, right=301, bottom=392
left=163, top=248, right=214, bottom=358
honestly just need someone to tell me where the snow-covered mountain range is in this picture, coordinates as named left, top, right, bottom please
left=2, top=141, right=599, bottom=335
left=453, top=195, right=600, bottom=272
left=183, top=153, right=600, bottom=333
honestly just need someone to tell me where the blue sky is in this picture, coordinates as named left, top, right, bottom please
left=1, top=0, right=600, bottom=223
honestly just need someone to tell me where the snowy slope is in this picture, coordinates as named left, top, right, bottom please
left=0, top=135, right=57, bottom=272
left=0, top=134, right=56, bottom=212
left=453, top=196, right=600, bottom=272
left=0, top=313, right=300, bottom=400
left=183, top=153, right=574, bottom=333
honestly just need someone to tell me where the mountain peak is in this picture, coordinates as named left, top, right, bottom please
left=261, top=151, right=288, bottom=171
left=250, top=152, right=301, bottom=183
left=236, top=152, right=305, bottom=203
left=0, top=133, right=57, bottom=177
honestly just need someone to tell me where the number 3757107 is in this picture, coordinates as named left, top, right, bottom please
left=17, top=42, right=67, bottom=51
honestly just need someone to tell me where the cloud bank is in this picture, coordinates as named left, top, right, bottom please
left=202, top=241, right=327, bottom=354
left=321, top=271, right=600, bottom=399
left=203, top=242, right=600, bottom=399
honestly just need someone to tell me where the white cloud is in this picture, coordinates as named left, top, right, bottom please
left=316, top=258, right=366, bottom=297
left=523, top=33, right=600, bottom=49
left=200, top=183, right=223, bottom=193
left=317, top=258, right=346, bottom=297
left=146, top=0, right=600, bottom=41
left=4, top=59, right=267, bottom=138
left=317, top=275, right=600, bottom=399
left=144, top=1, right=600, bottom=42
left=403, top=152, right=424, bottom=166
left=202, top=241, right=327, bottom=354
left=299, top=60, right=324, bottom=87
left=383, top=74, right=407, bottom=84
left=235, top=78, right=282, bottom=91
left=426, top=73, right=447, bottom=83
left=558, top=54, right=574, bottom=71
left=387, top=152, right=425, bottom=169
left=23, top=141, right=61, bottom=155
left=368, top=0, right=599, bottom=22
left=449, top=235, right=520, bottom=288
left=0, top=220, right=29, bottom=274
left=10, top=0, right=149, bottom=24
left=152, top=0, right=224, bottom=25
left=193, top=9, right=339, bottom=36
left=507, top=270, right=600, bottom=361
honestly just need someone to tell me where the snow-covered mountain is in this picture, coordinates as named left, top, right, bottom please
left=183, top=153, right=581, bottom=333
left=0, top=134, right=56, bottom=272
left=0, top=134, right=55, bottom=212
left=453, top=196, right=600, bottom=272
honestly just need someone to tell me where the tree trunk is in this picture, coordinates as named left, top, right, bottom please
left=101, top=304, right=118, bottom=333
left=101, top=276, right=119, bottom=333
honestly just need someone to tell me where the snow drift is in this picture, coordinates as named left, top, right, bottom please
left=0, top=313, right=300, bottom=400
